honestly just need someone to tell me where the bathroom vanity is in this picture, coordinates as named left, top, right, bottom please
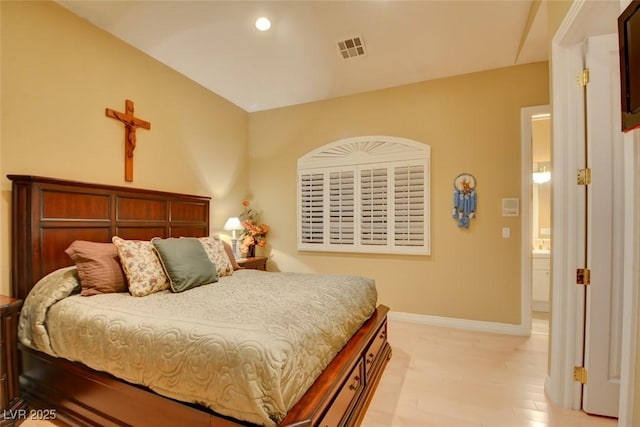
left=532, top=250, right=551, bottom=312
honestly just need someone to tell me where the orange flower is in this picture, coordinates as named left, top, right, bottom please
left=238, top=200, right=268, bottom=252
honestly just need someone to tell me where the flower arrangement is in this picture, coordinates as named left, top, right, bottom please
left=239, top=200, right=269, bottom=255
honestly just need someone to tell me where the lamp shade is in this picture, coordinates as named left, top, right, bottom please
left=223, top=217, right=243, bottom=231
left=224, top=217, right=244, bottom=254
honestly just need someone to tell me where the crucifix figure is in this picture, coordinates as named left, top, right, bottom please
left=105, top=99, right=151, bottom=182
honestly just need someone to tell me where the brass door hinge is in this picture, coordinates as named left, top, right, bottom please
left=577, top=168, right=592, bottom=185
left=574, top=366, right=588, bottom=384
left=577, top=69, right=590, bottom=87
left=577, top=268, right=591, bottom=285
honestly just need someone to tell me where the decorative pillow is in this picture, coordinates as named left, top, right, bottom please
left=198, top=235, right=235, bottom=276
left=151, top=237, right=218, bottom=293
left=65, top=241, right=127, bottom=296
left=222, top=240, right=241, bottom=271
left=112, top=236, right=169, bottom=297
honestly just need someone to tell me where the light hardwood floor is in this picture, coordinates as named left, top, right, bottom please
left=361, top=318, right=618, bottom=427
left=18, top=317, right=617, bottom=427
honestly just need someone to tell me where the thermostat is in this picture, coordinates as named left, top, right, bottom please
left=502, top=198, right=519, bottom=216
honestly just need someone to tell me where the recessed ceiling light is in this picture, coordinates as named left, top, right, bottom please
left=255, top=17, right=271, bottom=31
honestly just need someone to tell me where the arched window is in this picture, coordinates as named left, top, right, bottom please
left=297, top=136, right=430, bottom=255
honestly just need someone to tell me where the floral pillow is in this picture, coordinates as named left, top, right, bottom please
left=197, top=235, right=234, bottom=277
left=112, top=236, right=168, bottom=297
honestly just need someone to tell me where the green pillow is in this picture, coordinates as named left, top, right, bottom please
left=151, top=237, right=218, bottom=293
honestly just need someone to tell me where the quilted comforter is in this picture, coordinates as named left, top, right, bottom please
left=18, top=267, right=377, bottom=426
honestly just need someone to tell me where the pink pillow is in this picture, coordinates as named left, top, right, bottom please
left=222, top=240, right=241, bottom=271
left=65, top=241, right=127, bottom=296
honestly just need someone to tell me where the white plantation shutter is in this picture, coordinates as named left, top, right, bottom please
left=329, top=170, right=355, bottom=244
left=299, top=172, right=324, bottom=244
left=394, top=164, right=425, bottom=246
left=360, top=167, right=388, bottom=245
left=298, top=136, right=430, bottom=255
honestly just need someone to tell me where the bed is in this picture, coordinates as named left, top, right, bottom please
left=8, top=175, right=391, bottom=427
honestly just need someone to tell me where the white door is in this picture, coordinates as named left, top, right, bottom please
left=581, top=33, right=624, bottom=418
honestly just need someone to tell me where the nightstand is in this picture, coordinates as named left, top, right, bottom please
left=237, top=256, right=268, bottom=271
left=1, top=296, right=26, bottom=426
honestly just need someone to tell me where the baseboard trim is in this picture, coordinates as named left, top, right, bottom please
left=544, top=374, right=552, bottom=400
left=389, top=311, right=528, bottom=336
left=532, top=300, right=550, bottom=312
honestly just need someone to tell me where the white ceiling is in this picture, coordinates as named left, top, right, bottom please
left=56, top=0, right=549, bottom=112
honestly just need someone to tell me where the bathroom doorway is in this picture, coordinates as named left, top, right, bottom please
left=520, top=105, right=551, bottom=337
left=531, top=111, right=551, bottom=335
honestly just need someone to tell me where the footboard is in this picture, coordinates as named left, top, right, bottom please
left=18, top=306, right=391, bottom=427
left=280, top=305, right=391, bottom=427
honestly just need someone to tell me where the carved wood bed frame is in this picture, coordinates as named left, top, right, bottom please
left=9, top=175, right=391, bottom=427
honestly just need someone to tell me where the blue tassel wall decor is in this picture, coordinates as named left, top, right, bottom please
left=452, top=173, right=477, bottom=228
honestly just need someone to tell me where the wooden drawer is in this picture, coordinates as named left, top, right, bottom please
left=364, top=320, right=387, bottom=377
left=318, top=358, right=365, bottom=427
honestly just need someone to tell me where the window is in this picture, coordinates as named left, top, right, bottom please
left=297, top=136, right=430, bottom=255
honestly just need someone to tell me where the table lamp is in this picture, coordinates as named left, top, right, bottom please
left=223, top=217, right=244, bottom=258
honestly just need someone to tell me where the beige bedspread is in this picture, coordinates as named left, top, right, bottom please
left=18, top=267, right=377, bottom=426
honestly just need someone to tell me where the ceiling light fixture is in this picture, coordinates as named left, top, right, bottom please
left=532, top=167, right=551, bottom=184
left=255, top=17, right=271, bottom=32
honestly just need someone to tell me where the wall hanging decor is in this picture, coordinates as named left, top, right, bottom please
left=452, top=173, right=477, bottom=228
left=105, top=99, right=151, bottom=182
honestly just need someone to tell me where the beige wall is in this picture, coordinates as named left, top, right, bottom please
left=249, top=62, right=549, bottom=324
left=532, top=117, right=551, bottom=163
left=547, top=0, right=574, bottom=40
left=0, top=1, right=250, bottom=296
left=536, top=183, right=552, bottom=241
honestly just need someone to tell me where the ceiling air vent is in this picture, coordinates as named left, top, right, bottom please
left=338, top=36, right=366, bottom=59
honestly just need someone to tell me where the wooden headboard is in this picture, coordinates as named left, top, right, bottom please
left=9, top=175, right=210, bottom=300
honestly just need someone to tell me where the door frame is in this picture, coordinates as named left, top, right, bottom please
left=549, top=0, right=637, bottom=424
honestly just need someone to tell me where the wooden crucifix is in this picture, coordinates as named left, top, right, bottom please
left=105, top=99, right=151, bottom=182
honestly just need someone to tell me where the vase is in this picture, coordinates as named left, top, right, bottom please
left=247, top=244, right=255, bottom=257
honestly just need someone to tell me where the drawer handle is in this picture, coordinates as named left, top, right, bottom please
left=348, top=375, right=360, bottom=391
left=366, top=352, right=375, bottom=365
left=379, top=330, right=386, bottom=340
